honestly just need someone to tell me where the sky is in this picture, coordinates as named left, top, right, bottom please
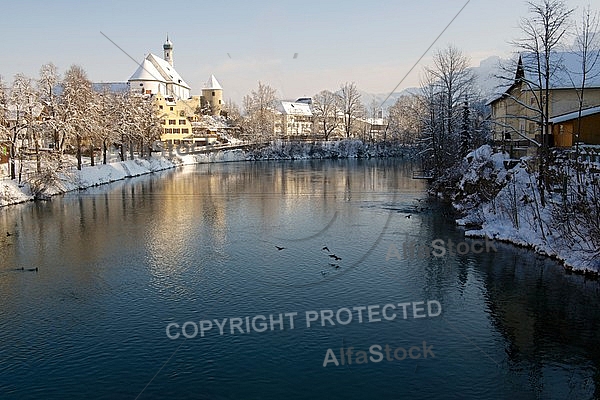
left=0, top=0, right=595, bottom=104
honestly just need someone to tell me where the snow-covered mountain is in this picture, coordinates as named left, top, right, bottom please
left=358, top=55, right=508, bottom=113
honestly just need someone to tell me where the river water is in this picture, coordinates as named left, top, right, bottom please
left=0, top=158, right=598, bottom=399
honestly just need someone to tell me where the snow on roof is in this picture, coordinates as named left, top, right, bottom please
left=360, top=117, right=386, bottom=126
left=278, top=101, right=312, bottom=116
left=203, top=75, right=222, bottom=90
left=520, top=50, right=600, bottom=89
left=128, top=54, right=190, bottom=89
left=488, top=50, right=600, bottom=104
left=129, top=58, right=167, bottom=83
left=147, top=53, right=190, bottom=89
left=92, top=82, right=130, bottom=93
left=549, top=105, right=600, bottom=124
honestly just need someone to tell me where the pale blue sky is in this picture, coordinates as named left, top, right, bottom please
left=0, top=0, right=595, bottom=103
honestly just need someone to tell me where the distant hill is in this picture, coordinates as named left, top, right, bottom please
left=357, top=55, right=508, bottom=114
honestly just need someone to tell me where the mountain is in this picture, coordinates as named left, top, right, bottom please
left=357, top=55, right=508, bottom=114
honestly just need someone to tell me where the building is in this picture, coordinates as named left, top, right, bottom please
left=488, top=51, right=600, bottom=157
left=126, top=37, right=226, bottom=145
left=550, top=106, right=600, bottom=147
left=201, top=75, right=223, bottom=116
left=128, top=36, right=191, bottom=101
left=274, top=100, right=313, bottom=137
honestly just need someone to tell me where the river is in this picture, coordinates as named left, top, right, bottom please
left=0, top=158, right=598, bottom=399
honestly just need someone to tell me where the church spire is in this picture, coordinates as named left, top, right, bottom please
left=163, top=34, right=174, bottom=66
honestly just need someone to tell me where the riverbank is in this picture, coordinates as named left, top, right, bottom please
left=0, top=140, right=412, bottom=208
left=445, top=145, right=600, bottom=275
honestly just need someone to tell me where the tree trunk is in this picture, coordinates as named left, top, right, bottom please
left=76, top=135, right=82, bottom=170
left=103, top=140, right=108, bottom=164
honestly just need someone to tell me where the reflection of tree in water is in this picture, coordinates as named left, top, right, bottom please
left=480, top=249, right=600, bottom=398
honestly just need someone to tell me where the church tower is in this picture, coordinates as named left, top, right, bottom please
left=163, top=35, right=174, bottom=66
left=201, top=75, right=223, bottom=116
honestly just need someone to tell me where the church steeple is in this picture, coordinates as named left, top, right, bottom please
left=163, top=35, right=174, bottom=66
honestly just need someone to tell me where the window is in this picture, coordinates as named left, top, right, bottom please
left=160, top=119, right=166, bottom=125
left=179, top=120, right=186, bottom=125
left=164, top=128, right=172, bottom=134
left=168, top=120, right=176, bottom=125
left=170, top=107, right=174, bottom=111
left=182, top=128, right=189, bottom=134
left=159, top=105, right=163, bottom=109
left=173, top=129, right=180, bottom=134
left=212, top=91, right=215, bottom=96
left=219, top=100, right=221, bottom=104
left=179, top=111, right=185, bottom=117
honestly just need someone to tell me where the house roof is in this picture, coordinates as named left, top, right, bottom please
left=549, top=105, right=600, bottom=124
left=203, top=75, right=222, bottom=90
left=487, top=50, right=600, bottom=105
left=92, top=82, right=130, bottom=93
left=278, top=101, right=312, bottom=116
left=128, top=53, right=190, bottom=89
left=129, top=58, right=166, bottom=82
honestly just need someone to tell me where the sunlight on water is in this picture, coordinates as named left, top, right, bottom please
left=0, top=159, right=598, bottom=399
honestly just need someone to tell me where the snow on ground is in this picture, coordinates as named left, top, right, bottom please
left=453, top=145, right=599, bottom=273
left=0, top=179, right=33, bottom=207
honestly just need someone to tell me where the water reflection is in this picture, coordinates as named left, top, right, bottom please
left=0, top=158, right=598, bottom=399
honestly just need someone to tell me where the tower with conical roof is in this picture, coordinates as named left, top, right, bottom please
left=163, top=35, right=174, bottom=66
left=201, top=75, right=223, bottom=116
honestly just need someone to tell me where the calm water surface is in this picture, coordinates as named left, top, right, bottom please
left=0, top=158, right=599, bottom=399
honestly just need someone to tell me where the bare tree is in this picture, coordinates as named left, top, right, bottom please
left=512, top=0, right=574, bottom=206
left=418, top=45, right=477, bottom=175
left=387, top=94, right=423, bottom=144
left=570, top=5, right=600, bottom=183
left=426, top=45, right=476, bottom=142
left=312, top=90, right=341, bottom=140
left=338, top=82, right=363, bottom=138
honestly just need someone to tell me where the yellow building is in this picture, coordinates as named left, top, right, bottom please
left=201, top=75, right=223, bottom=116
left=488, top=53, right=600, bottom=157
left=128, top=36, right=225, bottom=145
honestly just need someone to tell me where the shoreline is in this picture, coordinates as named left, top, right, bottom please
left=0, top=140, right=412, bottom=208
left=3, top=141, right=595, bottom=277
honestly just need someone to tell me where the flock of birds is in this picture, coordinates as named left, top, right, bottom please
left=275, top=244, right=342, bottom=277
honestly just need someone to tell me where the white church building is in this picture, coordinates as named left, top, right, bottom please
left=128, top=36, right=191, bottom=100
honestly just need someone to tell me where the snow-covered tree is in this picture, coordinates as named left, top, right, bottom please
left=242, top=81, right=278, bottom=140
left=134, top=94, right=162, bottom=157
left=61, top=65, right=94, bottom=170
left=9, top=73, right=39, bottom=179
left=37, top=63, right=60, bottom=150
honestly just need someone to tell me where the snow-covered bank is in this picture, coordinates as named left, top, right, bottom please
left=0, top=140, right=413, bottom=208
left=448, top=145, right=600, bottom=274
left=1, top=157, right=177, bottom=207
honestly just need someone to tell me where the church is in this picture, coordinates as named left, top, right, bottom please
left=128, top=36, right=225, bottom=144
left=128, top=36, right=191, bottom=100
